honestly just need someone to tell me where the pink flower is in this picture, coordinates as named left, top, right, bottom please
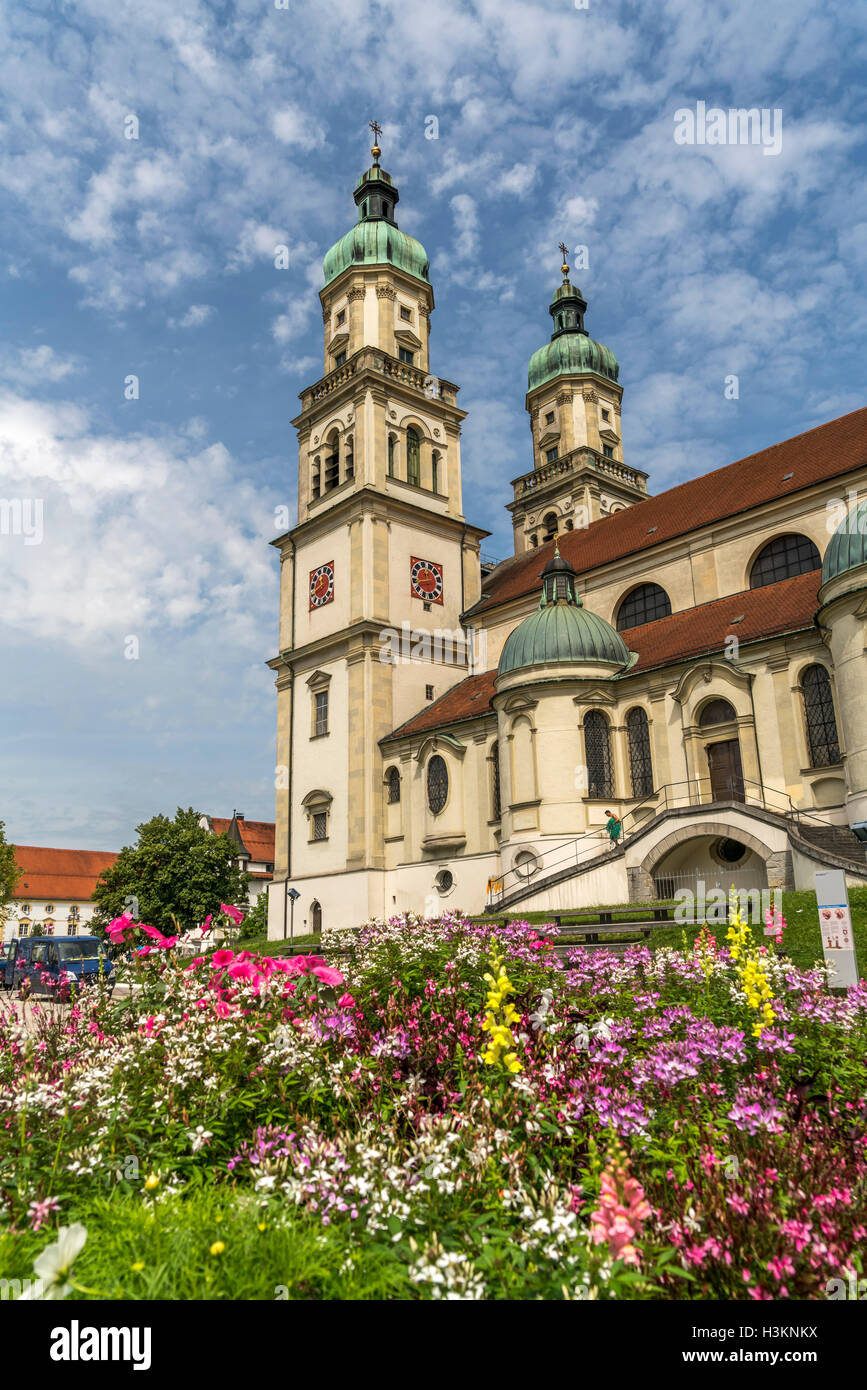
left=590, top=1164, right=651, bottom=1268
left=227, top=961, right=257, bottom=981
left=220, top=902, right=244, bottom=925
left=337, top=993, right=356, bottom=1009
left=211, top=950, right=235, bottom=969
left=311, top=965, right=344, bottom=987
left=200, top=914, right=213, bottom=935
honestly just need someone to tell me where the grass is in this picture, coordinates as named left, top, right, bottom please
left=474, top=887, right=867, bottom=974
left=0, top=1187, right=411, bottom=1301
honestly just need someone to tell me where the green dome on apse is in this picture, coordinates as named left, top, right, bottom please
left=497, top=546, right=635, bottom=677
left=322, top=133, right=430, bottom=287
left=821, top=498, right=867, bottom=584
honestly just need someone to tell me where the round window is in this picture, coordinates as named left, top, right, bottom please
left=514, top=850, right=538, bottom=879
left=718, top=838, right=746, bottom=864
left=435, top=869, right=454, bottom=894
left=427, top=755, right=449, bottom=814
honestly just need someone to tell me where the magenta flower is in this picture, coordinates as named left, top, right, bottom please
left=220, top=902, right=245, bottom=925
left=211, top=949, right=235, bottom=969
left=311, top=965, right=344, bottom=987
left=337, top=993, right=356, bottom=1009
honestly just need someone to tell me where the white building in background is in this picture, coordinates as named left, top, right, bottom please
left=3, top=846, right=119, bottom=942
left=199, top=812, right=276, bottom=906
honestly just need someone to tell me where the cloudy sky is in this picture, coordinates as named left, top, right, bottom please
left=1, top=0, right=865, bottom=851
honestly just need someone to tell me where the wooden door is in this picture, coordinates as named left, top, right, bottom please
left=706, top=739, right=744, bottom=802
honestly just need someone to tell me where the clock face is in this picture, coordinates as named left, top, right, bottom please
left=410, top=556, right=444, bottom=604
left=309, top=561, right=335, bottom=610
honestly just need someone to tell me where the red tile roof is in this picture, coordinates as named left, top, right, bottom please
left=209, top=817, right=275, bottom=863
left=469, top=408, right=867, bottom=618
left=13, top=847, right=119, bottom=902
left=388, top=571, right=820, bottom=738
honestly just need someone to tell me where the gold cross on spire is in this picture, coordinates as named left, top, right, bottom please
left=558, top=241, right=570, bottom=277
left=369, top=119, right=382, bottom=162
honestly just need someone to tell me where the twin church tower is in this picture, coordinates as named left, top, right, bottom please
left=266, top=128, right=644, bottom=931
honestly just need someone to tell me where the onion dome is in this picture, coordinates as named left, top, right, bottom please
left=527, top=246, right=619, bottom=391
left=497, top=545, right=635, bottom=678
left=322, top=125, right=430, bottom=287
left=821, top=498, right=867, bottom=584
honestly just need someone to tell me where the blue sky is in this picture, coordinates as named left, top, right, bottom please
left=1, top=0, right=865, bottom=851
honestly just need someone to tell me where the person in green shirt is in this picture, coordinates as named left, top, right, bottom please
left=604, top=811, right=622, bottom=848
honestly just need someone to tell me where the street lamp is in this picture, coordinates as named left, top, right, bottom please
left=285, top=887, right=301, bottom=947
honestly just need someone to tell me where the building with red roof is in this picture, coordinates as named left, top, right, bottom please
left=265, top=143, right=867, bottom=932
left=4, top=846, right=119, bottom=941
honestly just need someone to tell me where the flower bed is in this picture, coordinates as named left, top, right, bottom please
left=1, top=907, right=865, bottom=1300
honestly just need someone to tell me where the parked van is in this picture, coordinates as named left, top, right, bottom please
left=1, top=936, right=114, bottom=996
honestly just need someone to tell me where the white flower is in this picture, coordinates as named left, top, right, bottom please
left=21, top=1223, right=87, bottom=1300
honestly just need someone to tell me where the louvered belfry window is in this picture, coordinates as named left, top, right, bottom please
left=802, top=665, right=840, bottom=767
left=584, top=710, right=613, bottom=799
left=627, top=707, right=654, bottom=797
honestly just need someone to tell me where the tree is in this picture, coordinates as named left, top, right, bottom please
left=92, top=808, right=249, bottom=937
left=0, top=822, right=22, bottom=933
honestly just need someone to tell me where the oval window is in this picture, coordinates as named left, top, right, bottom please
left=427, top=755, right=448, bottom=814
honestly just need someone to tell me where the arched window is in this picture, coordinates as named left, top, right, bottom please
left=406, top=428, right=421, bottom=487
left=427, top=755, right=448, bottom=813
left=386, top=767, right=401, bottom=803
left=490, top=740, right=501, bottom=820
left=802, top=665, right=840, bottom=767
left=616, top=583, right=672, bottom=631
left=583, top=710, right=613, bottom=798
left=542, top=511, right=558, bottom=541
left=431, top=450, right=440, bottom=493
left=311, top=454, right=321, bottom=500
left=387, top=434, right=397, bottom=478
left=627, top=708, right=654, bottom=797
left=324, top=430, right=340, bottom=491
left=699, top=698, right=737, bottom=727
left=344, top=434, right=354, bottom=481
left=749, top=534, right=821, bottom=589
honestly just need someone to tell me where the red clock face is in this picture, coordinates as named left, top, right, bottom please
left=309, top=561, right=335, bottom=610
left=410, top=557, right=444, bottom=604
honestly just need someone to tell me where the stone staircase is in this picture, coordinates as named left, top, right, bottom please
left=795, top=823, right=867, bottom=870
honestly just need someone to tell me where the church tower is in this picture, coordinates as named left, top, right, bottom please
left=268, top=125, right=488, bottom=934
left=507, top=247, right=649, bottom=555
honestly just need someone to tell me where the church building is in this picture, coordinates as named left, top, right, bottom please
left=266, top=132, right=867, bottom=937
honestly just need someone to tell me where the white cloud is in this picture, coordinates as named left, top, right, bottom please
left=271, top=104, right=326, bottom=148
left=169, top=303, right=216, bottom=329
left=0, top=345, right=81, bottom=387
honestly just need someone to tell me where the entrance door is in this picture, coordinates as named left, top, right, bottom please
left=706, top=739, right=744, bottom=802
left=311, top=901, right=322, bottom=935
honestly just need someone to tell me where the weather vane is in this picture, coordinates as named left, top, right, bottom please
left=369, top=119, right=382, bottom=161
left=558, top=241, right=570, bottom=276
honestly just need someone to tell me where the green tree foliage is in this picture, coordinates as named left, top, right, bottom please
left=0, top=822, right=22, bottom=930
left=92, top=808, right=249, bottom=936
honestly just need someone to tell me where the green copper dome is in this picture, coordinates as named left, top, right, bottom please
left=323, top=221, right=430, bottom=287
left=498, top=549, right=634, bottom=678
left=322, top=144, right=430, bottom=287
left=527, top=262, right=619, bottom=391
left=528, top=333, right=619, bottom=391
left=822, top=500, right=867, bottom=584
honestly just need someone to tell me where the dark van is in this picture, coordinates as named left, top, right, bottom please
left=1, top=936, right=114, bottom=995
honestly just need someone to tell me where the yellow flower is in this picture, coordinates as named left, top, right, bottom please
left=257, top=1223, right=266, bottom=1232
left=209, top=1241, right=225, bottom=1256
left=144, top=1174, right=160, bottom=1192
left=131, top=1261, right=145, bottom=1272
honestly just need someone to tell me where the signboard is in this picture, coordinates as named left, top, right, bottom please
left=815, top=869, right=860, bottom=990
